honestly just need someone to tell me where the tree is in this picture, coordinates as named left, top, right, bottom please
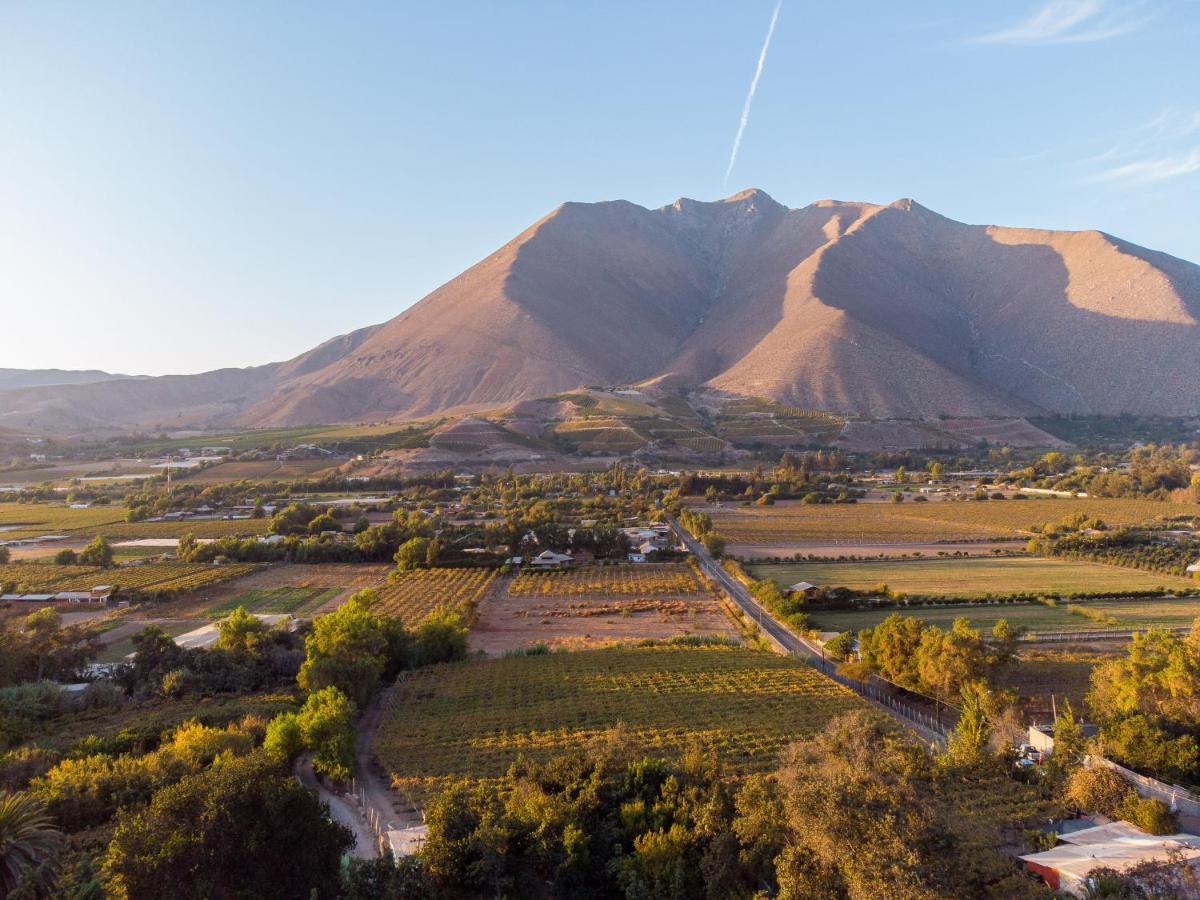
left=270, top=502, right=319, bottom=536
left=1117, top=795, right=1179, bottom=836
left=53, top=549, right=78, bottom=565
left=307, top=513, right=340, bottom=535
left=298, top=591, right=391, bottom=706
left=176, top=533, right=198, bottom=562
left=78, top=535, right=113, bottom=568
left=0, top=791, right=62, bottom=896
left=413, top=610, right=468, bottom=666
left=0, top=546, right=9, bottom=565
left=914, top=618, right=989, bottom=701
left=1066, top=766, right=1132, bottom=817
left=942, top=681, right=992, bottom=769
left=394, top=537, right=430, bottom=572
left=263, top=712, right=304, bottom=766
left=296, top=687, right=356, bottom=782
left=101, top=752, right=352, bottom=900
left=1045, top=700, right=1087, bottom=784
left=928, top=461, right=943, bottom=481
left=215, top=606, right=267, bottom=654
left=857, top=613, right=925, bottom=690
left=425, top=536, right=441, bottom=567
left=701, top=533, right=726, bottom=558
left=895, top=465, right=907, bottom=484
left=341, top=854, right=435, bottom=900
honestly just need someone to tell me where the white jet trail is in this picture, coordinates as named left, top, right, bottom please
left=723, top=0, right=782, bottom=187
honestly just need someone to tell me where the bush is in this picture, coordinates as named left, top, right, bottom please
left=1066, top=766, right=1133, bottom=817
left=1117, top=794, right=1179, bottom=835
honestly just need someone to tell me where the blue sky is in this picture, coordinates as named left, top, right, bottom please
left=2, top=1, right=1198, bottom=375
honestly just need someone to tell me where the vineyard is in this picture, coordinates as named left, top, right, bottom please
left=371, top=567, right=496, bottom=625
left=751, top=557, right=1195, bottom=600
left=508, top=563, right=704, bottom=597
left=0, top=502, right=126, bottom=540
left=0, top=561, right=257, bottom=596
left=373, top=645, right=866, bottom=798
left=703, top=497, right=1195, bottom=545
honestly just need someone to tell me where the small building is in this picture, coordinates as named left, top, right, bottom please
left=1187, top=560, right=1200, bottom=574
left=1019, top=821, right=1200, bottom=896
left=787, top=581, right=820, bottom=599
left=1028, top=722, right=1100, bottom=754
left=628, top=552, right=647, bottom=564
left=637, top=541, right=659, bottom=556
left=529, top=550, right=573, bottom=568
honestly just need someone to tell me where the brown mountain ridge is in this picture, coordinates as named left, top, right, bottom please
left=2, top=189, right=1198, bottom=433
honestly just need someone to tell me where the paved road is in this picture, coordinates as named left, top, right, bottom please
left=668, top=514, right=947, bottom=746
left=295, top=756, right=379, bottom=859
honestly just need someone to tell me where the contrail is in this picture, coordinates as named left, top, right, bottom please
left=723, top=0, right=782, bottom=187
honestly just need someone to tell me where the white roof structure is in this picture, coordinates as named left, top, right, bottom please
left=1020, top=822, right=1200, bottom=896
left=386, top=824, right=428, bottom=857
left=1187, top=560, right=1200, bottom=573
left=789, top=581, right=818, bottom=592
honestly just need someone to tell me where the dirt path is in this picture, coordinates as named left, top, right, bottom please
left=295, top=756, right=379, bottom=859
left=356, top=691, right=424, bottom=833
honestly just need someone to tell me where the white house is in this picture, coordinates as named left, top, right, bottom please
left=529, top=550, right=573, bottom=568
left=1187, top=560, right=1200, bottom=574
left=627, top=552, right=647, bottom=564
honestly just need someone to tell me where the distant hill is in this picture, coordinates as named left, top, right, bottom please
left=2, top=190, right=1198, bottom=433
left=0, top=368, right=140, bottom=390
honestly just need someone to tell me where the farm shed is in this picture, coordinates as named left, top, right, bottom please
left=1019, top=822, right=1200, bottom=895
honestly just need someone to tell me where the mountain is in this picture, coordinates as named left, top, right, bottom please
left=0, top=369, right=141, bottom=390
left=2, top=189, right=1198, bottom=433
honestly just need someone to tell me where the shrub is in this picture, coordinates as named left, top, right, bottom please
left=1117, top=794, right=1179, bottom=836
left=1066, top=766, right=1133, bottom=817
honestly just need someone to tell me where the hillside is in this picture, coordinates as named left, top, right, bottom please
left=2, top=190, right=1198, bottom=433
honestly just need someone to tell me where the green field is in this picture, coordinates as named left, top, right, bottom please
left=803, top=596, right=1200, bottom=634
left=373, top=645, right=867, bottom=797
left=204, top=586, right=343, bottom=618
left=706, top=497, right=1198, bottom=545
left=750, top=557, right=1195, bottom=599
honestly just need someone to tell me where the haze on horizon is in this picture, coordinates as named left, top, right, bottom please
left=2, top=0, right=1198, bottom=377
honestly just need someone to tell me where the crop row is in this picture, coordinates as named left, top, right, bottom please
left=507, top=564, right=704, bottom=597
left=372, top=645, right=864, bottom=798
left=0, top=561, right=257, bottom=596
left=371, top=567, right=496, bottom=625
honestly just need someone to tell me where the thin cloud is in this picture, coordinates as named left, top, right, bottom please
left=723, top=0, right=782, bottom=188
left=968, top=0, right=1148, bottom=45
left=1085, top=148, right=1200, bottom=186
left=1077, top=108, right=1200, bottom=186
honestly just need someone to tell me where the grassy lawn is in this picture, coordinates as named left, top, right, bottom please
left=804, top=596, right=1200, bottom=634
left=203, top=586, right=343, bottom=618
left=373, top=645, right=867, bottom=798
left=750, top=557, right=1194, bottom=599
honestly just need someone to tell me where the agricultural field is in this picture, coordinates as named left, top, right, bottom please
left=702, top=497, right=1197, bottom=550
left=508, top=563, right=704, bottom=597
left=993, top=649, right=1112, bottom=720
left=373, top=645, right=867, bottom=798
left=179, top=458, right=341, bottom=484
left=203, top=586, right=343, bottom=618
left=750, top=557, right=1196, bottom=599
left=0, top=561, right=257, bottom=596
left=98, top=518, right=273, bottom=540
left=0, top=502, right=127, bottom=539
left=371, top=567, right=496, bottom=625
left=805, top=595, right=1200, bottom=634
left=154, top=563, right=390, bottom=617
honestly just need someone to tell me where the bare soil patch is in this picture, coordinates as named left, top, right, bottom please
left=470, top=580, right=739, bottom=656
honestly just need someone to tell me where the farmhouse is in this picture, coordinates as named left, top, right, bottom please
left=1019, top=821, right=1200, bottom=896
left=787, top=581, right=820, bottom=599
left=1027, top=722, right=1100, bottom=754
left=529, top=550, right=573, bottom=568
left=1187, top=560, right=1200, bottom=574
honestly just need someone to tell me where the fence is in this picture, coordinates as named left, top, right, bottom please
left=1087, top=756, right=1200, bottom=818
left=800, top=651, right=952, bottom=741
left=1026, top=626, right=1192, bottom=643
left=349, top=776, right=389, bottom=855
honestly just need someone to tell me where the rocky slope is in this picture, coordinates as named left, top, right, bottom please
left=2, top=190, right=1197, bottom=433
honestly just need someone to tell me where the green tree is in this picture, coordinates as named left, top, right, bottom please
left=307, top=513, right=340, bottom=535
left=413, top=610, right=469, bottom=667
left=215, top=606, right=267, bottom=654
left=263, top=712, right=304, bottom=766
left=101, top=752, right=352, bottom=900
left=393, top=537, right=430, bottom=572
left=78, top=535, right=113, bottom=568
left=53, top=549, right=78, bottom=565
left=0, top=791, right=62, bottom=896
left=0, top=546, right=9, bottom=565
left=270, top=502, right=319, bottom=536
left=298, top=591, right=391, bottom=706
left=857, top=614, right=925, bottom=690
left=176, top=533, right=198, bottom=562
left=296, top=687, right=356, bottom=782
left=1066, top=766, right=1132, bottom=817
left=943, top=681, right=992, bottom=769
left=701, top=532, right=726, bottom=558
left=1045, top=700, right=1087, bottom=784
